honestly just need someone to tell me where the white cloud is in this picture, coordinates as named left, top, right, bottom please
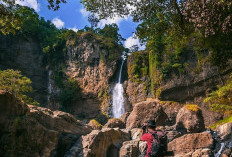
left=80, top=8, right=90, bottom=17
left=99, top=16, right=123, bottom=27
left=80, top=7, right=132, bottom=28
left=124, top=34, right=146, bottom=50
left=98, top=16, right=131, bottom=28
left=68, top=26, right=79, bottom=32
left=52, top=18, right=65, bottom=29
left=16, top=0, right=40, bottom=12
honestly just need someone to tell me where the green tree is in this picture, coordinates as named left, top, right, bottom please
left=204, top=74, right=232, bottom=114
left=97, top=24, right=125, bottom=45
left=183, top=0, right=232, bottom=68
left=0, top=4, right=22, bottom=34
left=0, top=0, right=66, bottom=34
left=60, top=78, right=80, bottom=111
left=0, top=69, right=39, bottom=106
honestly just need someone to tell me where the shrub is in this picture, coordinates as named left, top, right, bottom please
left=60, top=78, right=80, bottom=111
left=89, top=119, right=103, bottom=129
left=204, top=74, right=232, bottom=114
left=0, top=69, right=39, bottom=105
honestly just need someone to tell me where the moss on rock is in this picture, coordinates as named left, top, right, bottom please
left=185, top=104, right=201, bottom=112
left=88, top=119, right=103, bottom=130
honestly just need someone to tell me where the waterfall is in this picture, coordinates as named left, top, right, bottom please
left=112, top=58, right=125, bottom=118
left=47, top=70, right=52, bottom=104
left=215, top=142, right=225, bottom=157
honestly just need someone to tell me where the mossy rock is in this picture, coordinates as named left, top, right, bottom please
left=103, top=118, right=125, bottom=129
left=88, top=119, right=103, bottom=130
left=176, top=104, right=205, bottom=133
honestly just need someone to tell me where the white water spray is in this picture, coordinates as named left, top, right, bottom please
left=112, top=58, right=126, bottom=118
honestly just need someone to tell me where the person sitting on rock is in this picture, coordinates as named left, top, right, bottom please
left=140, top=120, right=167, bottom=157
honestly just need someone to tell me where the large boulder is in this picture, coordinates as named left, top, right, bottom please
left=130, top=128, right=143, bottom=140
left=126, top=100, right=168, bottom=129
left=103, top=118, right=125, bottom=129
left=161, top=101, right=182, bottom=125
left=174, top=148, right=213, bottom=157
left=28, top=105, right=91, bottom=135
left=216, top=122, right=232, bottom=141
left=81, top=128, right=130, bottom=157
left=119, top=140, right=141, bottom=157
left=120, top=112, right=130, bottom=124
left=168, top=131, right=214, bottom=155
left=0, top=91, right=91, bottom=157
left=176, top=105, right=205, bottom=133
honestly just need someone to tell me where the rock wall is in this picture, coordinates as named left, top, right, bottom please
left=126, top=51, right=150, bottom=106
left=126, top=49, right=232, bottom=125
left=65, top=33, right=119, bottom=95
left=61, top=33, right=121, bottom=118
left=0, top=33, right=122, bottom=120
left=0, top=36, right=48, bottom=106
left=159, top=62, right=232, bottom=102
left=159, top=62, right=232, bottom=125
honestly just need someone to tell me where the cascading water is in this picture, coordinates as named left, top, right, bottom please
left=47, top=70, right=52, bottom=105
left=112, top=57, right=126, bottom=118
left=215, top=142, right=225, bottom=157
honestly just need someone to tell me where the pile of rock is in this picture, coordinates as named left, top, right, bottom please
left=0, top=90, right=92, bottom=157
left=1, top=91, right=231, bottom=157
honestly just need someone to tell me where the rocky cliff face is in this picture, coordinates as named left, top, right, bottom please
left=126, top=51, right=149, bottom=106
left=47, top=32, right=122, bottom=119
left=65, top=33, right=119, bottom=116
left=65, top=34, right=118, bottom=95
left=126, top=50, right=232, bottom=125
left=159, top=61, right=232, bottom=125
left=159, top=61, right=232, bottom=102
left=0, top=36, right=48, bottom=106
left=0, top=33, right=122, bottom=120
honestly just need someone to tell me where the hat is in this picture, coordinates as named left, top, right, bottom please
left=147, top=120, right=156, bottom=127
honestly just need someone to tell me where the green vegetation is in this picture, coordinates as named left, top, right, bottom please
left=208, top=116, right=232, bottom=130
left=184, top=104, right=201, bottom=112
left=128, top=51, right=149, bottom=83
left=204, top=74, right=232, bottom=114
left=89, top=119, right=103, bottom=128
left=0, top=0, right=67, bottom=34
left=95, top=112, right=109, bottom=125
left=1, top=1, right=231, bottom=116
left=82, top=0, right=232, bottom=99
left=51, top=67, right=81, bottom=112
left=1, top=6, right=124, bottom=114
left=0, top=69, right=39, bottom=106
left=60, top=78, right=81, bottom=112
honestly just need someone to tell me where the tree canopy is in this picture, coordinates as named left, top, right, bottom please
left=0, top=0, right=67, bottom=34
left=81, top=0, right=232, bottom=99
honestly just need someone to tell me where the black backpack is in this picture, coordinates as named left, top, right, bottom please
left=149, top=131, right=167, bottom=157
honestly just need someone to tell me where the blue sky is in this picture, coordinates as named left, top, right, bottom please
left=16, top=0, right=145, bottom=50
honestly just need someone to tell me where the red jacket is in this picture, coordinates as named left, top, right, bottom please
left=141, top=130, right=166, bottom=157
left=141, top=133, right=153, bottom=157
